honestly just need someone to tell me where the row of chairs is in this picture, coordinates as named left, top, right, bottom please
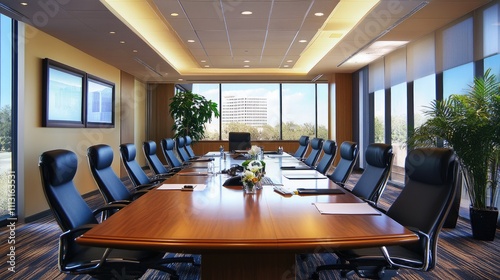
left=39, top=146, right=198, bottom=279
left=292, top=136, right=394, bottom=207
left=311, top=147, right=460, bottom=279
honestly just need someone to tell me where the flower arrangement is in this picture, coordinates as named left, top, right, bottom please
left=241, top=160, right=265, bottom=192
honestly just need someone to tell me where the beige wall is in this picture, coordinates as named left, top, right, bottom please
left=22, top=25, right=122, bottom=217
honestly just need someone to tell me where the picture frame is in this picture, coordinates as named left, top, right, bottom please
left=42, top=58, right=85, bottom=127
left=85, top=74, right=115, bottom=128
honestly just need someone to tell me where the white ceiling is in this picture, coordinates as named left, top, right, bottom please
left=0, top=0, right=492, bottom=83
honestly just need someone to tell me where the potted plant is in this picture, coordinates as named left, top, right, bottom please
left=169, top=90, right=219, bottom=142
left=407, top=69, right=499, bottom=241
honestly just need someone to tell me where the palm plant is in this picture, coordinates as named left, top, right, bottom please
left=408, top=69, right=499, bottom=211
left=169, top=90, right=219, bottom=142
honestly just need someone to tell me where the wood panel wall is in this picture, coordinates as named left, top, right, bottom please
left=120, top=72, right=135, bottom=176
left=147, top=83, right=176, bottom=164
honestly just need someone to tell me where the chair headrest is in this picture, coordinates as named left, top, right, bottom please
left=40, top=149, right=77, bottom=186
left=185, top=136, right=192, bottom=145
left=120, top=144, right=136, bottom=161
left=164, top=138, right=175, bottom=150
left=322, top=140, right=337, bottom=154
left=176, top=137, right=185, bottom=147
left=340, top=141, right=357, bottom=160
left=88, top=145, right=113, bottom=170
left=310, top=138, right=324, bottom=149
left=406, top=148, right=455, bottom=185
left=299, top=136, right=309, bottom=146
left=144, top=141, right=156, bottom=155
left=365, top=143, right=392, bottom=168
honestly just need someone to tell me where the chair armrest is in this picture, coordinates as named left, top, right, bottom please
left=92, top=203, right=128, bottom=221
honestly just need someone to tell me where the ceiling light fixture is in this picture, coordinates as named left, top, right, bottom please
left=314, top=12, right=324, bottom=17
left=187, top=39, right=195, bottom=43
left=134, top=57, right=163, bottom=77
left=299, top=40, right=307, bottom=43
left=170, top=13, right=179, bottom=16
left=311, top=74, right=323, bottom=82
left=241, top=11, right=252, bottom=15
left=337, top=1, right=429, bottom=67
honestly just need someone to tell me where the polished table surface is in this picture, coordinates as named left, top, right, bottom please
left=78, top=153, right=418, bottom=279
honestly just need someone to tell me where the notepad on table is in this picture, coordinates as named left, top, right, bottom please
left=313, top=202, right=381, bottom=215
left=157, top=184, right=206, bottom=191
left=178, top=171, right=208, bottom=176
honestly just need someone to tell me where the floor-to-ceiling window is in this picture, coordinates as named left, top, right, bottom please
left=189, top=82, right=329, bottom=141
left=443, top=63, right=474, bottom=98
left=390, top=82, right=407, bottom=184
left=221, top=83, right=280, bottom=140
left=282, top=83, right=316, bottom=140
left=0, top=14, right=15, bottom=223
left=192, top=83, right=220, bottom=140
left=413, top=74, right=436, bottom=128
left=373, top=89, right=385, bottom=143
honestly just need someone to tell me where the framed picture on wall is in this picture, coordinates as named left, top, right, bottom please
left=85, top=74, right=115, bottom=128
left=42, top=58, right=85, bottom=127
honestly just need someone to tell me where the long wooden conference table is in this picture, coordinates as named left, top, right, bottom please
left=77, top=152, right=418, bottom=279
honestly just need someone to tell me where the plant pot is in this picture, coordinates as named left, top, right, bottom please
left=469, top=207, right=498, bottom=241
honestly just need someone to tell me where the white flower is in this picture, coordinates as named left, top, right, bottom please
left=247, top=160, right=263, bottom=173
left=248, top=145, right=261, bottom=157
left=242, top=170, right=256, bottom=182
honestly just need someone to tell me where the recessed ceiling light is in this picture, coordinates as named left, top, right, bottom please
left=120, top=41, right=125, bottom=44
left=187, top=40, right=195, bottom=43
left=299, top=40, right=307, bottom=43
left=314, top=12, right=324, bottom=17
left=244, top=65, right=250, bottom=68
left=241, top=11, right=253, bottom=15
left=20, top=2, right=27, bottom=6
left=244, top=60, right=250, bottom=63
left=286, top=60, right=293, bottom=63
left=201, top=60, right=206, bottom=63
left=204, top=65, right=210, bottom=68
left=283, top=65, right=289, bottom=68
left=109, top=31, right=116, bottom=34
left=171, top=13, right=179, bottom=17
left=178, top=78, right=183, bottom=81
left=132, top=50, right=138, bottom=53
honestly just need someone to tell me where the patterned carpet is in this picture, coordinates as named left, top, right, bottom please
left=1, top=172, right=499, bottom=280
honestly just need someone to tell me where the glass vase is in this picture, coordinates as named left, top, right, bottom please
left=243, top=181, right=256, bottom=194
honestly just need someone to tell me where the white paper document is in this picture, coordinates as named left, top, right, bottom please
left=157, top=184, right=207, bottom=191
left=313, top=202, right=381, bottom=215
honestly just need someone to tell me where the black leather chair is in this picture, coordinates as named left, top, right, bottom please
left=292, top=135, right=309, bottom=159
left=184, top=135, right=199, bottom=159
left=88, top=144, right=150, bottom=204
left=161, top=138, right=186, bottom=169
left=143, top=140, right=181, bottom=174
left=119, top=143, right=165, bottom=188
left=228, top=132, right=251, bottom=152
left=303, top=138, right=324, bottom=167
left=312, top=147, right=459, bottom=279
left=328, top=141, right=359, bottom=186
left=39, top=149, right=186, bottom=279
left=349, top=143, right=393, bottom=205
left=315, top=140, right=337, bottom=175
left=175, top=137, right=192, bottom=162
